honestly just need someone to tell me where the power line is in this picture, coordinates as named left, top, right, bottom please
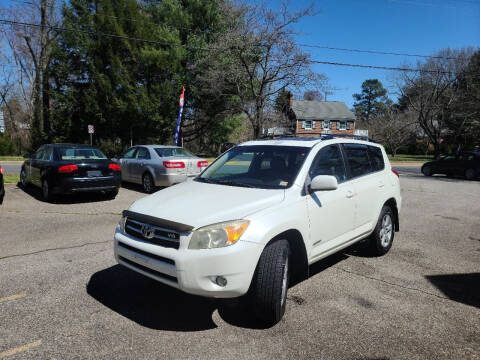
left=299, top=43, right=465, bottom=61
left=0, top=18, right=470, bottom=75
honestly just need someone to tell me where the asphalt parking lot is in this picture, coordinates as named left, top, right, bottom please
left=0, top=168, right=479, bottom=359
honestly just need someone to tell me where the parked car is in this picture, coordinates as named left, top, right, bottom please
left=113, top=137, right=401, bottom=325
left=119, top=145, right=208, bottom=193
left=421, top=151, right=480, bottom=180
left=20, top=143, right=121, bottom=201
left=0, top=165, right=4, bottom=204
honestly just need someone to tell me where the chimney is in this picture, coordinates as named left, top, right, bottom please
left=288, top=91, right=293, bottom=109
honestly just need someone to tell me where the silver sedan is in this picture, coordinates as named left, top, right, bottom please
left=119, top=145, right=209, bottom=193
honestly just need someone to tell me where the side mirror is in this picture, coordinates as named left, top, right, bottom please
left=310, top=175, right=338, bottom=192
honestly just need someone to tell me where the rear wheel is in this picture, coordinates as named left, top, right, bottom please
left=42, top=179, right=54, bottom=202
left=465, top=168, right=476, bottom=180
left=142, top=173, right=155, bottom=193
left=422, top=166, right=432, bottom=176
left=369, top=206, right=394, bottom=256
left=251, top=240, right=290, bottom=326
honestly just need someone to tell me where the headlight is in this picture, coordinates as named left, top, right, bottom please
left=189, top=220, right=250, bottom=249
left=119, top=216, right=127, bottom=232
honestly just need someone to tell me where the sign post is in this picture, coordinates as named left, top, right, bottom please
left=88, top=125, right=94, bottom=145
left=174, top=87, right=185, bottom=147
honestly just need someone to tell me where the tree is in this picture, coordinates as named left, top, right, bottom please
left=397, top=48, right=474, bottom=158
left=201, top=0, right=324, bottom=138
left=303, top=90, right=322, bottom=101
left=353, top=79, right=391, bottom=124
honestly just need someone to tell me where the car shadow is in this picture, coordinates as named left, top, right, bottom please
left=87, top=253, right=349, bottom=331
left=425, top=273, right=480, bottom=308
left=18, top=183, right=116, bottom=204
left=120, top=181, right=167, bottom=194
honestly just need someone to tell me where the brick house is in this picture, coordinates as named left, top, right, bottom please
left=289, top=96, right=356, bottom=138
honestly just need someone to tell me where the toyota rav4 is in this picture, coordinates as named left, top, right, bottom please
left=113, top=137, right=401, bottom=325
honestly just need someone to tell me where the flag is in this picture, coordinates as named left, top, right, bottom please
left=174, top=87, right=185, bottom=146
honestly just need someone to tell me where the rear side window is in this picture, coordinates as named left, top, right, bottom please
left=42, top=146, right=53, bottom=161
left=136, top=147, right=150, bottom=159
left=123, top=148, right=137, bottom=159
left=368, top=146, right=385, bottom=171
left=342, top=144, right=372, bottom=178
left=309, top=145, right=347, bottom=183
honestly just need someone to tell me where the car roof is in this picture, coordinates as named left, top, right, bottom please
left=134, top=145, right=182, bottom=149
left=47, top=143, right=97, bottom=148
left=240, top=137, right=381, bottom=148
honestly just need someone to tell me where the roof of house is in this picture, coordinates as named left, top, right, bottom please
left=292, top=100, right=355, bottom=121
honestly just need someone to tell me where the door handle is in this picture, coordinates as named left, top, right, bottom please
left=346, top=190, right=355, bottom=198
left=378, top=181, right=385, bottom=188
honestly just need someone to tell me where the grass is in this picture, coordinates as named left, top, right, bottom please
left=3, top=174, right=20, bottom=184
left=0, top=156, right=24, bottom=161
left=387, top=154, right=433, bottom=163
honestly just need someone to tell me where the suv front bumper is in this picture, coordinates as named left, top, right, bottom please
left=113, top=228, right=263, bottom=298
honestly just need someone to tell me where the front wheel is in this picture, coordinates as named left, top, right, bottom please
left=369, top=206, right=395, bottom=256
left=465, top=168, right=476, bottom=180
left=422, top=166, right=432, bottom=176
left=20, top=168, right=28, bottom=187
left=250, top=240, right=290, bottom=326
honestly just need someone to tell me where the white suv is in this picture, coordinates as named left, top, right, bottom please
left=114, top=137, right=401, bottom=325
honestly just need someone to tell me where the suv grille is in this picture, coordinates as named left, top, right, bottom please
left=125, top=218, right=180, bottom=249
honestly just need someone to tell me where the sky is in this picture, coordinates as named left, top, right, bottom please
left=1, top=0, right=479, bottom=109
left=265, top=0, right=480, bottom=108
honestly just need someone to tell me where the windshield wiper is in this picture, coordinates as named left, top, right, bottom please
left=214, top=180, right=256, bottom=188
left=195, top=177, right=216, bottom=184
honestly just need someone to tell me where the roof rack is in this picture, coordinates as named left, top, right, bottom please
left=320, top=134, right=376, bottom=142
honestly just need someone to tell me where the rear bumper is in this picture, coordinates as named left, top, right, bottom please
left=154, top=173, right=197, bottom=187
left=52, top=175, right=121, bottom=194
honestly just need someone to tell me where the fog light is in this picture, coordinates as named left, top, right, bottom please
left=215, top=276, right=227, bottom=287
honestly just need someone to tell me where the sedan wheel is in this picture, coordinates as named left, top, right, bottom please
left=42, top=179, right=52, bottom=202
left=465, top=168, right=476, bottom=180
left=422, top=166, right=432, bottom=176
left=142, top=173, right=154, bottom=194
left=20, top=168, right=28, bottom=187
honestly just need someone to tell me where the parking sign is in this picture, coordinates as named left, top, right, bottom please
left=88, top=125, right=94, bottom=134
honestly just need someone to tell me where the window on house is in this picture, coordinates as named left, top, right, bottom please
left=338, top=121, right=347, bottom=130
left=322, top=120, right=330, bottom=130
left=304, top=120, right=313, bottom=130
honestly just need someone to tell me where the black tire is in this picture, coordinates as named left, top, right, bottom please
left=105, top=189, right=119, bottom=199
left=20, top=167, right=29, bottom=188
left=42, top=179, right=54, bottom=202
left=465, top=168, right=476, bottom=180
left=251, top=239, right=290, bottom=326
left=422, top=166, right=432, bottom=176
left=142, top=173, right=155, bottom=194
left=369, top=206, right=395, bottom=256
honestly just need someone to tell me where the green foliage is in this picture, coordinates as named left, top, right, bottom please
left=353, top=79, right=391, bottom=122
left=0, top=134, right=16, bottom=155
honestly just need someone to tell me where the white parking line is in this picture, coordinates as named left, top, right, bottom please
left=0, top=293, right=27, bottom=304
left=0, top=340, right=42, bottom=358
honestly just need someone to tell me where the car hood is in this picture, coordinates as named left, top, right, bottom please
left=128, top=180, right=285, bottom=230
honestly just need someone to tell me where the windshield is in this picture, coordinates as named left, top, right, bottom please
left=57, top=147, right=107, bottom=160
left=197, top=145, right=310, bottom=189
left=155, top=147, right=195, bottom=157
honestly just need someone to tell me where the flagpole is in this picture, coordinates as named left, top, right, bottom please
left=174, top=87, right=185, bottom=147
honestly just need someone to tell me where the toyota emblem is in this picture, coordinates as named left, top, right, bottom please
left=141, top=224, right=155, bottom=240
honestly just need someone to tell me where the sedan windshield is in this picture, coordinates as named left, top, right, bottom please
left=197, top=145, right=310, bottom=189
left=155, top=147, right=195, bottom=157
left=57, top=147, right=107, bottom=160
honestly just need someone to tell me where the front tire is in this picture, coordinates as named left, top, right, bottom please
left=369, top=206, right=395, bottom=256
left=142, top=173, right=155, bottom=194
left=465, top=168, right=476, bottom=180
left=251, top=240, right=290, bottom=326
left=20, top=168, right=28, bottom=187
left=422, top=166, right=432, bottom=176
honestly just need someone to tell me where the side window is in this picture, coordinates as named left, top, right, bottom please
left=123, top=148, right=137, bottom=159
left=42, top=146, right=53, bottom=161
left=343, top=144, right=372, bottom=178
left=309, top=145, right=347, bottom=183
left=368, top=146, right=385, bottom=172
left=33, top=146, right=45, bottom=160
left=136, top=147, right=150, bottom=159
